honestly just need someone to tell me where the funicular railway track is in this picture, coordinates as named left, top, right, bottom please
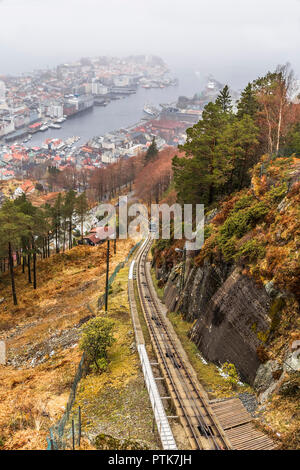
left=135, top=238, right=232, bottom=450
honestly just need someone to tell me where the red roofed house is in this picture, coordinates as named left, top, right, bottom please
left=83, top=226, right=115, bottom=246
left=14, top=180, right=35, bottom=198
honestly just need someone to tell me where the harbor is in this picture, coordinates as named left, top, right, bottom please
left=13, top=70, right=201, bottom=148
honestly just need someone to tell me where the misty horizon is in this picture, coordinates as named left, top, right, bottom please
left=0, top=0, right=300, bottom=89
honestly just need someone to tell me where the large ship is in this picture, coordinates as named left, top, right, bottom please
left=143, top=103, right=160, bottom=117
left=49, top=123, right=61, bottom=129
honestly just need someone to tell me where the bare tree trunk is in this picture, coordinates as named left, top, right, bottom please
left=264, top=104, right=273, bottom=155
left=32, top=238, right=37, bottom=290
left=69, top=219, right=72, bottom=250
left=276, top=99, right=283, bottom=155
left=8, top=242, right=17, bottom=305
left=28, top=253, right=32, bottom=284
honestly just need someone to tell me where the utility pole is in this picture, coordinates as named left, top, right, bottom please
left=105, top=239, right=110, bottom=312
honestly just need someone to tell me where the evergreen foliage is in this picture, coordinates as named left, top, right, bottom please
left=79, top=317, right=115, bottom=372
left=145, top=137, right=158, bottom=161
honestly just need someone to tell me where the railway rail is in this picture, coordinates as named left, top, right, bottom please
left=135, top=237, right=232, bottom=450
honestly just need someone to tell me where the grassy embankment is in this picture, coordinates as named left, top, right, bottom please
left=68, top=264, right=160, bottom=450
left=0, top=239, right=139, bottom=449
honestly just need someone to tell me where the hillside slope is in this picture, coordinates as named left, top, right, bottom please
left=153, top=155, right=300, bottom=448
left=0, top=240, right=135, bottom=449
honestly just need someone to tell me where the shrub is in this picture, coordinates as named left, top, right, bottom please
left=219, top=202, right=268, bottom=240
left=217, top=201, right=269, bottom=261
left=232, top=194, right=254, bottom=212
left=221, top=362, right=240, bottom=388
left=79, top=317, right=115, bottom=373
left=267, top=183, right=288, bottom=203
left=204, top=224, right=213, bottom=240
left=221, top=238, right=236, bottom=261
left=236, top=239, right=266, bottom=262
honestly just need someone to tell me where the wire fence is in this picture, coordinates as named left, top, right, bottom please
left=46, top=240, right=141, bottom=450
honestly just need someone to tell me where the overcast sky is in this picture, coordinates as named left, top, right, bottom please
left=1, top=0, right=300, bottom=88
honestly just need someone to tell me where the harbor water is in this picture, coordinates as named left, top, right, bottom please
left=28, top=70, right=202, bottom=147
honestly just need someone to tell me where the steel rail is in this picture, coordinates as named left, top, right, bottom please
left=136, top=237, right=230, bottom=450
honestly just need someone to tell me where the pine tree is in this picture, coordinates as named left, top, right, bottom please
left=0, top=200, right=32, bottom=304
left=237, top=82, right=259, bottom=118
left=173, top=102, right=230, bottom=205
left=52, top=193, right=62, bottom=253
left=14, top=194, right=48, bottom=289
left=283, top=122, right=300, bottom=156
left=217, top=114, right=259, bottom=191
left=172, top=101, right=260, bottom=206
left=145, top=137, right=158, bottom=161
left=216, top=85, right=232, bottom=113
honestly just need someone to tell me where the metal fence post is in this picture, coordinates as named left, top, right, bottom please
left=78, top=406, right=81, bottom=447
left=72, top=419, right=75, bottom=450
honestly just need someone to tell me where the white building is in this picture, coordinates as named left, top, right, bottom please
left=101, top=151, right=117, bottom=164
left=92, top=80, right=109, bottom=95
left=113, top=75, right=130, bottom=87
left=126, top=144, right=145, bottom=156
left=48, top=104, right=64, bottom=118
left=0, top=120, right=15, bottom=137
left=101, top=141, right=115, bottom=150
left=0, top=81, right=6, bottom=104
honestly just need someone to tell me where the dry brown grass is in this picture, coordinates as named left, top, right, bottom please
left=0, top=238, right=135, bottom=449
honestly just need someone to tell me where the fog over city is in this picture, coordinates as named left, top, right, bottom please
left=1, top=0, right=300, bottom=87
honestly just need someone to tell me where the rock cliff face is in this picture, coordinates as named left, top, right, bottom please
left=162, top=260, right=271, bottom=385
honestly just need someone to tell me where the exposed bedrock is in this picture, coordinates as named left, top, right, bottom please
left=163, top=260, right=272, bottom=385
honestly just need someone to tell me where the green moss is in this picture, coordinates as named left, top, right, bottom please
left=94, top=433, right=149, bottom=450
left=221, top=237, right=237, bottom=261
left=257, top=330, right=269, bottom=343
left=150, top=269, right=164, bottom=300
left=269, top=297, right=285, bottom=333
